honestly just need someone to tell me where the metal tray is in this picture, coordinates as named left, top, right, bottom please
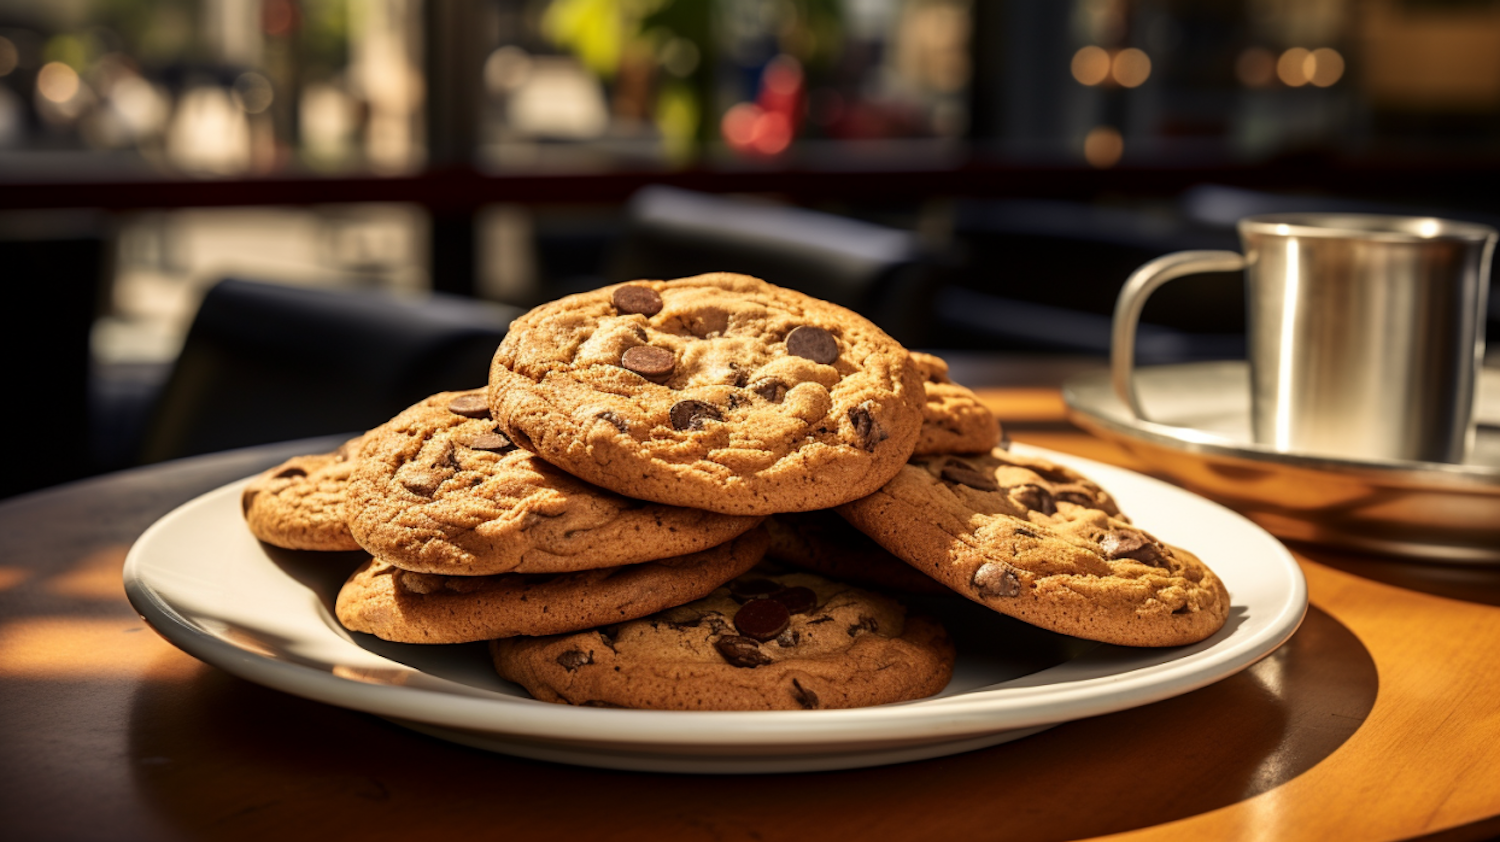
left=1063, top=361, right=1500, bottom=564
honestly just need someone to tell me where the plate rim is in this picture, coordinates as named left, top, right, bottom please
left=123, top=444, right=1308, bottom=755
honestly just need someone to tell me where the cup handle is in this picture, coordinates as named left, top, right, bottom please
left=1110, top=250, right=1246, bottom=421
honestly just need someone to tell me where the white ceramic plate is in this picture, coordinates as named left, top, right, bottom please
left=123, top=444, right=1307, bottom=774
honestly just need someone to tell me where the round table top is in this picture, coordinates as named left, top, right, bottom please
left=3, top=386, right=1500, bottom=842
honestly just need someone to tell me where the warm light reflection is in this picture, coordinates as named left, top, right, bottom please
left=45, top=547, right=128, bottom=601
left=1417, top=219, right=1442, bottom=238
left=1071, top=45, right=1111, bottom=86
left=1236, top=47, right=1277, bottom=88
left=1308, top=47, right=1344, bottom=87
left=1112, top=48, right=1151, bottom=88
left=0, top=617, right=196, bottom=680
left=1277, top=47, right=1312, bottom=87
left=1084, top=125, right=1123, bottom=168
left=332, top=664, right=415, bottom=685
left=37, top=61, right=80, bottom=103
left=0, top=567, right=28, bottom=592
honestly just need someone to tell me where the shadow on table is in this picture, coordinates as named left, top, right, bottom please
left=1294, top=544, right=1500, bottom=607
left=125, top=605, right=1374, bottom=842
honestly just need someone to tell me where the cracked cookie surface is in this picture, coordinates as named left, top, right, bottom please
left=335, top=527, right=768, bottom=643
left=838, top=448, right=1230, bottom=647
left=490, top=569, right=954, bottom=710
left=487, top=273, right=925, bottom=516
left=346, top=390, right=762, bottom=575
left=911, top=351, right=1002, bottom=456
left=242, top=435, right=366, bottom=551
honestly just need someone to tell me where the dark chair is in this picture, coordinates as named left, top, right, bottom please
left=937, top=198, right=1245, bottom=362
left=1, top=211, right=109, bottom=498
left=602, top=186, right=944, bottom=346
left=136, top=278, right=523, bottom=463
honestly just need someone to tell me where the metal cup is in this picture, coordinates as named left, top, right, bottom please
left=1112, top=213, right=1496, bottom=463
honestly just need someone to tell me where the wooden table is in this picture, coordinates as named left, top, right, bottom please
left=4, top=380, right=1500, bottom=842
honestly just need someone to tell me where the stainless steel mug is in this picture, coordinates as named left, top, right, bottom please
left=1111, top=213, right=1496, bottom=463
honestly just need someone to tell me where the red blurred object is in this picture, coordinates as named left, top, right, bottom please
left=263, top=0, right=301, bottom=36
left=722, top=54, right=805, bottom=157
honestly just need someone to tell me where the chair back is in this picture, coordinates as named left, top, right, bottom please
left=138, top=278, right=521, bottom=463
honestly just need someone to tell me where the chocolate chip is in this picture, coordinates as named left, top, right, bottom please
left=461, top=432, right=513, bottom=452
left=734, top=598, right=791, bottom=641
left=785, top=325, right=839, bottom=364
left=670, top=400, right=722, bottom=431
left=940, top=460, right=999, bottom=492
left=1099, top=530, right=1169, bottom=566
left=1008, top=484, right=1056, bottom=515
left=972, top=562, right=1021, bottom=598
left=274, top=466, right=308, bottom=480
left=447, top=394, right=491, bottom=419
left=729, top=578, right=783, bottom=603
left=847, top=615, right=879, bottom=636
left=596, top=411, right=629, bottom=433
left=613, top=285, right=662, bottom=316
left=715, top=635, right=773, bottom=668
left=848, top=405, right=887, bottom=451
left=790, top=678, right=820, bottom=710
left=555, top=650, right=593, bottom=671
left=770, top=586, right=816, bottom=615
left=752, top=380, right=788, bottom=403
left=620, top=345, right=675, bottom=380
left=400, top=467, right=446, bottom=497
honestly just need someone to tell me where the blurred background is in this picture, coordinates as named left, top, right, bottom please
left=4, top=0, right=1500, bottom=497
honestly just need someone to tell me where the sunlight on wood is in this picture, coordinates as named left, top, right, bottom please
left=0, top=617, right=198, bottom=681
left=976, top=387, right=1069, bottom=423
left=0, top=567, right=29, bottom=592
left=45, top=546, right=130, bottom=601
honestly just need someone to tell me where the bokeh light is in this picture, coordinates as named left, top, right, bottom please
left=722, top=102, right=762, bottom=148
left=37, top=61, right=80, bottom=103
left=1112, top=48, right=1151, bottom=88
left=1277, top=47, right=1311, bottom=87
left=1084, top=125, right=1123, bottom=168
left=1072, top=46, right=1111, bottom=86
left=233, top=72, right=274, bottom=114
left=1308, top=48, right=1344, bottom=87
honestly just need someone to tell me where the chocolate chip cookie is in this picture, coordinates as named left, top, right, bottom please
left=242, top=435, right=366, bottom=551
left=765, top=510, right=953, bottom=596
left=491, top=569, right=954, bottom=710
left=335, top=527, right=768, bottom=644
left=486, top=273, right=926, bottom=516
left=346, top=390, right=763, bottom=576
left=838, top=449, right=1230, bottom=647
left=910, top=351, right=1002, bottom=456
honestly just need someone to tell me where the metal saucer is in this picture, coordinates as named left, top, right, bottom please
left=1063, top=361, right=1500, bottom=564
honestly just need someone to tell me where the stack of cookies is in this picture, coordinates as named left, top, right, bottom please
left=241, top=273, right=1230, bottom=710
